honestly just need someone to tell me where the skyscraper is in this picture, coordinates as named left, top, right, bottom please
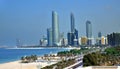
left=107, top=32, right=120, bottom=46
left=101, top=36, right=106, bottom=45
left=47, top=28, right=52, bottom=46
left=67, top=32, right=74, bottom=45
left=98, top=32, right=102, bottom=45
left=86, top=20, right=92, bottom=45
left=81, top=36, right=87, bottom=45
left=74, top=29, right=79, bottom=45
left=98, top=32, right=102, bottom=38
left=67, top=13, right=79, bottom=46
left=52, top=11, right=60, bottom=46
left=71, top=13, right=75, bottom=33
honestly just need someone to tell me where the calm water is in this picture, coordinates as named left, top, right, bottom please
left=0, top=48, right=70, bottom=64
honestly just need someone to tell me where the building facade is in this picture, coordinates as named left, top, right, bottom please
left=98, top=32, right=102, bottom=45
left=67, top=32, right=74, bottom=46
left=67, top=13, right=79, bottom=46
left=86, top=20, right=92, bottom=45
left=47, top=28, right=53, bottom=46
left=71, top=13, right=75, bottom=33
left=81, top=36, right=87, bottom=45
left=107, top=32, right=120, bottom=46
left=101, top=36, right=106, bottom=45
left=52, top=11, right=60, bottom=46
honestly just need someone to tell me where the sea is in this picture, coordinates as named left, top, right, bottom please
left=0, top=48, right=71, bottom=64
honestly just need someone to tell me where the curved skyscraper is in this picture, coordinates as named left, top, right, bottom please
left=52, top=11, right=60, bottom=46
left=86, top=20, right=92, bottom=45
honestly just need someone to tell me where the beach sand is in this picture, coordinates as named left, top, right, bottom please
left=0, top=60, right=57, bottom=69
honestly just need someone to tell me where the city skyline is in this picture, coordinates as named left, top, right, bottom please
left=0, top=0, right=120, bottom=46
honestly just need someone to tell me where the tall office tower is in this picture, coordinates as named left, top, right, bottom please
left=101, top=36, right=106, bottom=45
left=74, top=29, right=79, bottom=45
left=52, top=11, right=60, bottom=46
left=86, top=20, right=92, bottom=45
left=98, top=32, right=102, bottom=45
left=67, top=13, right=79, bottom=46
left=107, top=32, right=120, bottom=46
left=81, top=36, right=87, bottom=45
left=67, top=32, right=74, bottom=45
left=98, top=32, right=102, bottom=38
left=47, top=28, right=52, bottom=46
left=71, top=13, right=75, bottom=33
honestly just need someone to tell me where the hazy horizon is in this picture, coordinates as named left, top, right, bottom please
left=0, top=0, right=120, bottom=46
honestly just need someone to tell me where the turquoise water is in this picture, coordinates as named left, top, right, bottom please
left=0, top=48, right=70, bottom=64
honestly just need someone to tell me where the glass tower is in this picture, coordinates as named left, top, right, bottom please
left=74, top=29, right=79, bottom=45
left=47, top=28, right=52, bottom=46
left=67, top=32, right=74, bottom=45
left=86, top=20, right=92, bottom=45
left=67, top=13, right=79, bottom=46
left=52, top=11, right=60, bottom=46
left=98, top=32, right=102, bottom=38
left=98, top=32, right=102, bottom=45
left=71, top=13, right=75, bottom=33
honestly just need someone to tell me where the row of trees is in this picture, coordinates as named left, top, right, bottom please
left=57, top=49, right=83, bottom=57
left=41, top=59, right=76, bottom=69
left=21, top=55, right=37, bottom=63
left=42, top=49, right=83, bottom=69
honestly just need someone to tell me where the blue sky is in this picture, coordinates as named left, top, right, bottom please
left=0, top=0, right=120, bottom=46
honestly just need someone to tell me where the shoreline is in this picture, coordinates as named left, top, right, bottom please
left=0, top=59, right=19, bottom=64
left=6, top=46, right=80, bottom=50
left=0, top=60, right=57, bottom=69
left=0, top=48, right=77, bottom=69
left=0, top=53, right=60, bottom=69
left=0, top=48, right=72, bottom=64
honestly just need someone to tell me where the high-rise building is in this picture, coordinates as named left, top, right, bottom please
left=74, top=29, right=79, bottom=45
left=86, top=20, right=92, bottom=45
left=81, top=36, right=87, bottom=45
left=101, top=36, right=108, bottom=45
left=107, top=32, right=120, bottom=46
left=101, top=36, right=106, bottom=45
left=52, top=11, right=60, bottom=46
left=67, top=32, right=74, bottom=46
left=71, top=13, right=75, bottom=33
left=47, top=28, right=52, bottom=46
left=67, top=13, right=79, bottom=46
left=98, top=32, right=102, bottom=38
left=98, top=32, right=102, bottom=45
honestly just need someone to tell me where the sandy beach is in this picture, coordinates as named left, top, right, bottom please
left=0, top=60, right=57, bottom=69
